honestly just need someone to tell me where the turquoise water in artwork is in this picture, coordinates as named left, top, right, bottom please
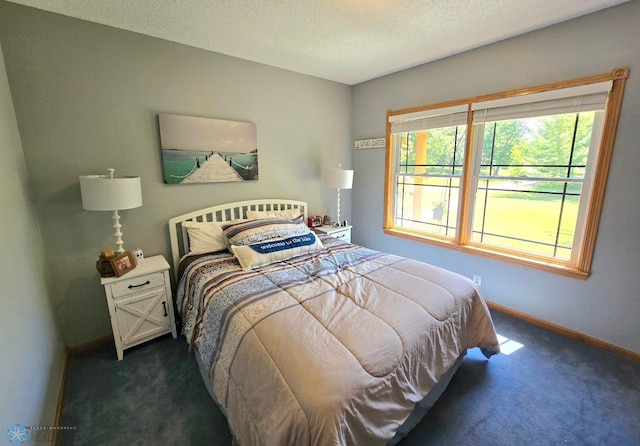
left=223, top=152, right=259, bottom=180
left=161, top=150, right=259, bottom=183
left=162, top=150, right=210, bottom=184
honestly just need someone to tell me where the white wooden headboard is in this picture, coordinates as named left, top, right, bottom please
left=168, top=199, right=308, bottom=279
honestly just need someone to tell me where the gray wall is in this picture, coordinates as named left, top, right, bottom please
left=0, top=3, right=352, bottom=347
left=352, top=1, right=640, bottom=355
left=0, top=40, right=66, bottom=430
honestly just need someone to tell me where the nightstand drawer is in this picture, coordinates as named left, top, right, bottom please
left=110, top=271, right=165, bottom=298
left=314, top=225, right=352, bottom=243
left=330, top=229, right=351, bottom=242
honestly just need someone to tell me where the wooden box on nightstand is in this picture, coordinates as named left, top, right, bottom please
left=313, top=225, right=352, bottom=243
left=100, top=255, right=177, bottom=360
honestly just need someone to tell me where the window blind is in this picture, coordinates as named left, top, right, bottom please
left=472, top=81, right=612, bottom=123
left=389, top=104, right=468, bottom=133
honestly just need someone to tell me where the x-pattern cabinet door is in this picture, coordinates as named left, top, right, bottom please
left=114, top=287, right=171, bottom=347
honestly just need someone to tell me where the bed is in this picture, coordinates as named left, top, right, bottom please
left=169, top=199, right=500, bottom=445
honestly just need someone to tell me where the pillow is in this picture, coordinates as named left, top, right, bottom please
left=182, top=221, right=228, bottom=255
left=230, top=232, right=324, bottom=270
left=246, top=208, right=303, bottom=220
left=222, top=217, right=309, bottom=248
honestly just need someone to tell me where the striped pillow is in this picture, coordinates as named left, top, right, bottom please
left=222, top=217, right=309, bottom=248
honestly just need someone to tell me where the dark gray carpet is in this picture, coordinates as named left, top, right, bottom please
left=57, top=311, right=640, bottom=445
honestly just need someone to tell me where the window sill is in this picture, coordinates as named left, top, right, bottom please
left=383, top=227, right=590, bottom=280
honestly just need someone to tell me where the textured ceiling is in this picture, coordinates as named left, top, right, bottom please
left=7, top=0, right=629, bottom=85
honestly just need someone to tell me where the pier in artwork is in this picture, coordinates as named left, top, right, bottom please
left=181, top=153, right=242, bottom=183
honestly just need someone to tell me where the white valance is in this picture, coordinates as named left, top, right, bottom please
left=388, top=81, right=613, bottom=132
left=389, top=104, right=468, bottom=133
left=472, top=81, right=612, bottom=123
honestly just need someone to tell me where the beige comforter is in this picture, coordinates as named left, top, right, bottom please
left=177, top=237, right=499, bottom=445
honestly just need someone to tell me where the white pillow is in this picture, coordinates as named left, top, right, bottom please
left=245, top=208, right=303, bottom=220
left=182, top=221, right=228, bottom=255
left=230, top=232, right=324, bottom=270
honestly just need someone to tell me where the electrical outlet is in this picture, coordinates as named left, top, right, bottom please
left=472, top=274, right=482, bottom=287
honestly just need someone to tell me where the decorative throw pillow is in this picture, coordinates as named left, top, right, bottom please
left=230, top=232, right=324, bottom=270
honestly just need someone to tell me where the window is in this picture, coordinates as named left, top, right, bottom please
left=384, top=69, right=628, bottom=279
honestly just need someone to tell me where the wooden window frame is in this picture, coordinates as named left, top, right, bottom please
left=384, top=68, right=629, bottom=280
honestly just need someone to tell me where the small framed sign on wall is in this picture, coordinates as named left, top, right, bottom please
left=354, top=138, right=385, bottom=150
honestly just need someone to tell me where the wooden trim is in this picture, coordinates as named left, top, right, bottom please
left=487, top=301, right=640, bottom=363
left=384, top=227, right=589, bottom=280
left=65, top=335, right=113, bottom=355
left=52, top=352, right=69, bottom=446
left=578, top=69, right=628, bottom=272
left=457, top=103, right=475, bottom=245
left=383, top=112, right=394, bottom=229
left=388, top=68, right=628, bottom=118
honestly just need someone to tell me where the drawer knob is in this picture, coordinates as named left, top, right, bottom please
left=128, top=280, right=151, bottom=289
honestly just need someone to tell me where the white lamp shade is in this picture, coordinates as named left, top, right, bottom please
left=324, top=167, right=354, bottom=190
left=80, top=175, right=142, bottom=211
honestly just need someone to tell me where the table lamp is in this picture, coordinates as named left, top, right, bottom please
left=80, top=168, right=142, bottom=254
left=324, top=164, right=353, bottom=226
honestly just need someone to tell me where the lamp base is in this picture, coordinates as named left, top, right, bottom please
left=335, top=188, right=342, bottom=226
left=113, top=210, right=125, bottom=254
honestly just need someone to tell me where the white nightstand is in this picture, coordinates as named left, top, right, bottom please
left=314, top=225, right=352, bottom=243
left=100, top=255, right=177, bottom=360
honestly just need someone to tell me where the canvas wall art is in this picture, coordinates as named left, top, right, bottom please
left=159, top=114, right=258, bottom=184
